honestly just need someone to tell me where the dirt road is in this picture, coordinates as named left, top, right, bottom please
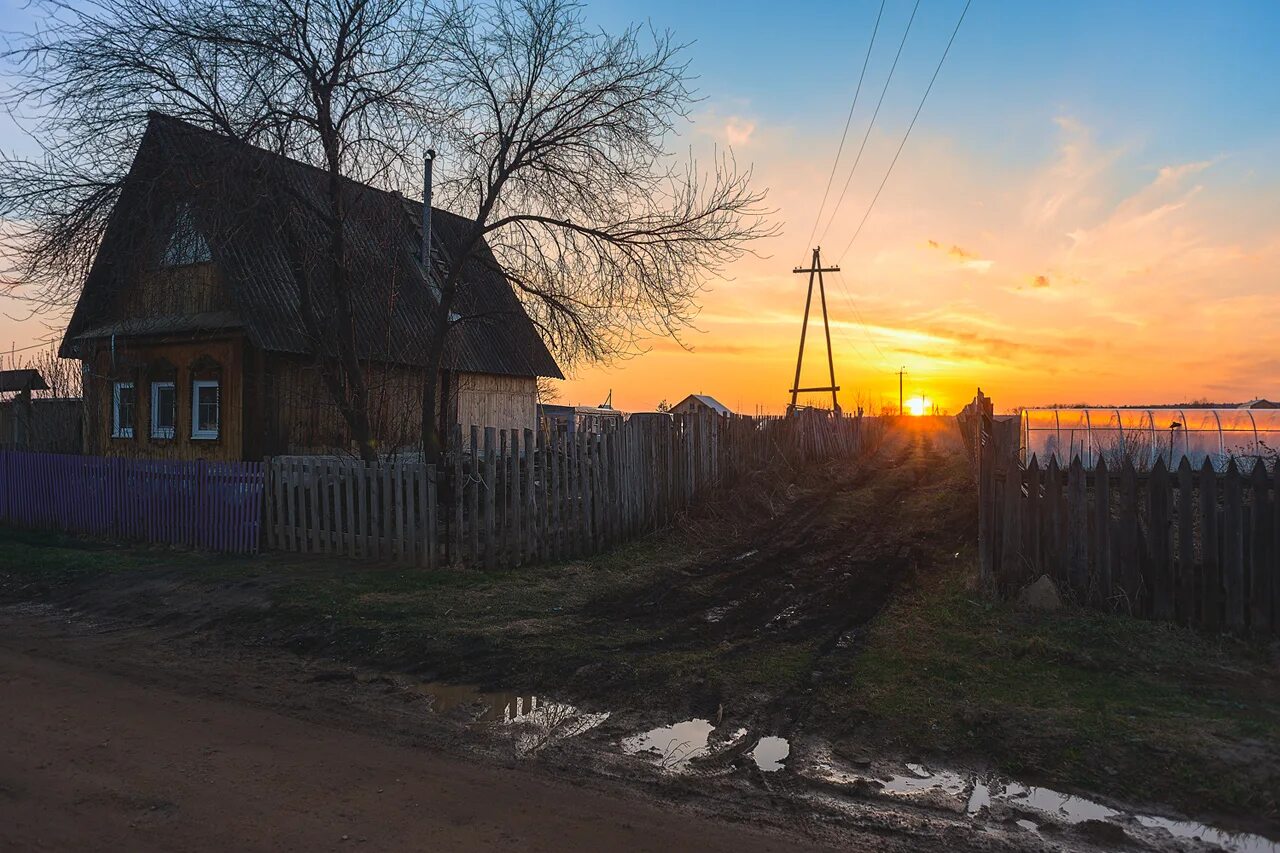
left=0, top=642, right=832, bottom=853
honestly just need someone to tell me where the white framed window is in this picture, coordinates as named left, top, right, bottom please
left=150, top=381, right=176, bottom=439
left=112, top=381, right=135, bottom=438
left=191, top=379, right=220, bottom=440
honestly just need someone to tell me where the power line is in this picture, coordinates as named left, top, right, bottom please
left=802, top=0, right=886, bottom=255
left=817, top=0, right=921, bottom=245
left=831, top=269, right=893, bottom=368
left=835, top=0, right=973, bottom=264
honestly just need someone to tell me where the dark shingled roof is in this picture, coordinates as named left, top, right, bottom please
left=62, top=113, right=562, bottom=379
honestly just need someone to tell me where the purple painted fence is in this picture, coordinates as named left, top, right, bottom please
left=0, top=451, right=264, bottom=554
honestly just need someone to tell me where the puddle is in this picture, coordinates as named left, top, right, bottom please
left=751, top=736, right=790, bottom=772
left=621, top=718, right=715, bottom=770
left=1134, top=815, right=1280, bottom=853
left=621, top=720, right=791, bottom=774
left=412, top=682, right=541, bottom=722
left=807, top=754, right=1279, bottom=852
left=413, top=682, right=608, bottom=754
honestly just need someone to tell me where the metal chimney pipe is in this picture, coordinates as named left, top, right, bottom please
left=422, top=149, right=436, bottom=289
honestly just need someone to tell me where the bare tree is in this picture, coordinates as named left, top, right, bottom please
left=3, top=0, right=773, bottom=461
left=418, top=0, right=774, bottom=454
left=1, top=0, right=443, bottom=461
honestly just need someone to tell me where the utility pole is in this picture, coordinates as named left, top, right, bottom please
left=787, top=247, right=842, bottom=415
left=897, top=367, right=907, bottom=416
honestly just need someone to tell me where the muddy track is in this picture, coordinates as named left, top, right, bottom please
left=589, top=422, right=970, bottom=717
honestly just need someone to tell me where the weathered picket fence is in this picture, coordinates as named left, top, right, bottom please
left=966, top=393, right=1279, bottom=635
left=264, top=411, right=883, bottom=569
left=0, top=450, right=263, bottom=554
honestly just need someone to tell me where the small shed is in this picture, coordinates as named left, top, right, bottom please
left=0, top=369, right=83, bottom=453
left=539, top=403, right=623, bottom=436
left=0, top=369, right=50, bottom=396
left=671, top=394, right=732, bottom=417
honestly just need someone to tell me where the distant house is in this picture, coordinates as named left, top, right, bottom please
left=671, top=394, right=732, bottom=417
left=59, top=113, right=561, bottom=461
left=1239, top=399, right=1280, bottom=409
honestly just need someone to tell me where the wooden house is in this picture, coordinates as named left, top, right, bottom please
left=60, top=114, right=561, bottom=461
left=671, top=394, right=732, bottom=418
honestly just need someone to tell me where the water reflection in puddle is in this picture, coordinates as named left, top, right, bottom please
left=621, top=719, right=790, bottom=773
left=621, top=718, right=715, bottom=770
left=811, top=756, right=1278, bottom=852
left=751, top=736, right=790, bottom=772
left=413, top=682, right=608, bottom=754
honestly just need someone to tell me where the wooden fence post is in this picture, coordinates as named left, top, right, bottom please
left=1148, top=459, right=1173, bottom=621
left=1093, top=457, right=1112, bottom=606
left=1199, top=458, right=1221, bottom=631
left=1223, top=460, right=1245, bottom=632
left=1067, top=456, right=1089, bottom=599
left=1248, top=462, right=1271, bottom=635
left=1176, top=458, right=1195, bottom=624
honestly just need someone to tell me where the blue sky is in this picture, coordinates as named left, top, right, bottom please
left=584, top=1, right=1280, bottom=164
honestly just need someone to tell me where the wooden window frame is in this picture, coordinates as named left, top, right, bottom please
left=191, top=379, right=220, bottom=440
left=112, top=381, right=135, bottom=439
left=150, top=380, right=176, bottom=440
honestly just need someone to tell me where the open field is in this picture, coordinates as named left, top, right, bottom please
left=2, top=418, right=1277, bottom=849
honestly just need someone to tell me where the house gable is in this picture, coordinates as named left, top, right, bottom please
left=63, top=113, right=563, bottom=381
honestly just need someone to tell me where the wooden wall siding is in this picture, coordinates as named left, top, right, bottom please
left=265, top=412, right=885, bottom=568
left=263, top=358, right=526, bottom=456
left=0, top=450, right=262, bottom=554
left=85, top=336, right=244, bottom=461
left=262, top=354, right=429, bottom=455
left=971, top=395, right=1278, bottom=635
left=456, top=373, right=538, bottom=436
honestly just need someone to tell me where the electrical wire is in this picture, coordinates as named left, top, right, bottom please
left=831, top=268, right=894, bottom=368
left=835, top=0, right=973, bottom=264
left=802, top=0, right=886, bottom=256
left=816, top=0, right=922, bottom=245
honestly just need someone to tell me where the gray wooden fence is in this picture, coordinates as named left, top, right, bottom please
left=264, top=411, right=883, bottom=569
left=966, top=393, right=1279, bottom=635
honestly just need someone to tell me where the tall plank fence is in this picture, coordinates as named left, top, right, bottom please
left=264, top=411, right=884, bottom=569
left=0, top=450, right=263, bottom=554
left=961, top=394, right=1278, bottom=635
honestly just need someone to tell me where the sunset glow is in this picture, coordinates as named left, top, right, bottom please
left=0, top=1, right=1277, bottom=416
left=905, top=397, right=931, bottom=417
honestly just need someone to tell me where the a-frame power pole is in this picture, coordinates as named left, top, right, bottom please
left=787, top=247, right=842, bottom=415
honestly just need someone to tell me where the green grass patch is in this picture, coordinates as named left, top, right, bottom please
left=821, top=559, right=1280, bottom=821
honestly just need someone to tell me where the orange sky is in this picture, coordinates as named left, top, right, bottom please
left=551, top=112, right=1280, bottom=415
left=3, top=2, right=1280, bottom=417
left=1, top=110, right=1277, bottom=417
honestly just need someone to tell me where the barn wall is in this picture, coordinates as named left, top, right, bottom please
left=83, top=335, right=244, bottom=462
left=456, top=373, right=538, bottom=435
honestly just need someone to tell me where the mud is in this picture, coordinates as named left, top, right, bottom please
left=2, top=419, right=1275, bottom=851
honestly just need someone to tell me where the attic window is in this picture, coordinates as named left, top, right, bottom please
left=162, top=205, right=212, bottom=266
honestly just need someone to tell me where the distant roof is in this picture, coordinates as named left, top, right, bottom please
left=1240, top=399, right=1280, bottom=409
left=62, top=112, right=562, bottom=379
left=0, top=369, right=49, bottom=393
left=676, top=394, right=732, bottom=416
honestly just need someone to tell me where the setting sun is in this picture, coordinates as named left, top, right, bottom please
left=905, top=396, right=931, bottom=417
